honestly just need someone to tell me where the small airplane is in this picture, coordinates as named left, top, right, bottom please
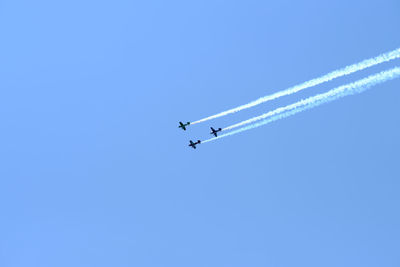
left=189, top=140, right=201, bottom=149
left=210, top=127, right=222, bottom=137
left=179, top=121, right=190, bottom=131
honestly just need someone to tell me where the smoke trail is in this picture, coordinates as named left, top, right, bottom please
left=192, top=48, right=400, bottom=125
left=202, top=67, right=400, bottom=143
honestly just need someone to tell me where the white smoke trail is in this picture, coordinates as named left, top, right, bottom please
left=202, top=67, right=400, bottom=143
left=192, top=47, right=400, bottom=125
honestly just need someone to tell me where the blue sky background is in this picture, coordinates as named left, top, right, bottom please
left=1, top=1, right=400, bottom=266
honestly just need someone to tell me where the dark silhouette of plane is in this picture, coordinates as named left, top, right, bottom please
left=210, top=127, right=222, bottom=137
left=179, top=121, right=190, bottom=131
left=189, top=140, right=201, bottom=149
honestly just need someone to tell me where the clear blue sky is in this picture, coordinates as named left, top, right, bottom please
left=1, top=1, right=399, bottom=266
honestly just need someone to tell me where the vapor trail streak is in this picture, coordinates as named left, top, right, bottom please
left=192, top=48, right=400, bottom=125
left=202, top=67, right=400, bottom=143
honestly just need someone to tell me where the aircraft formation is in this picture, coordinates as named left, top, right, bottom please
left=179, top=121, right=221, bottom=149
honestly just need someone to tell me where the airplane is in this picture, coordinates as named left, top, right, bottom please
left=210, top=127, right=222, bottom=137
left=189, top=140, right=201, bottom=149
left=179, top=121, right=190, bottom=131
